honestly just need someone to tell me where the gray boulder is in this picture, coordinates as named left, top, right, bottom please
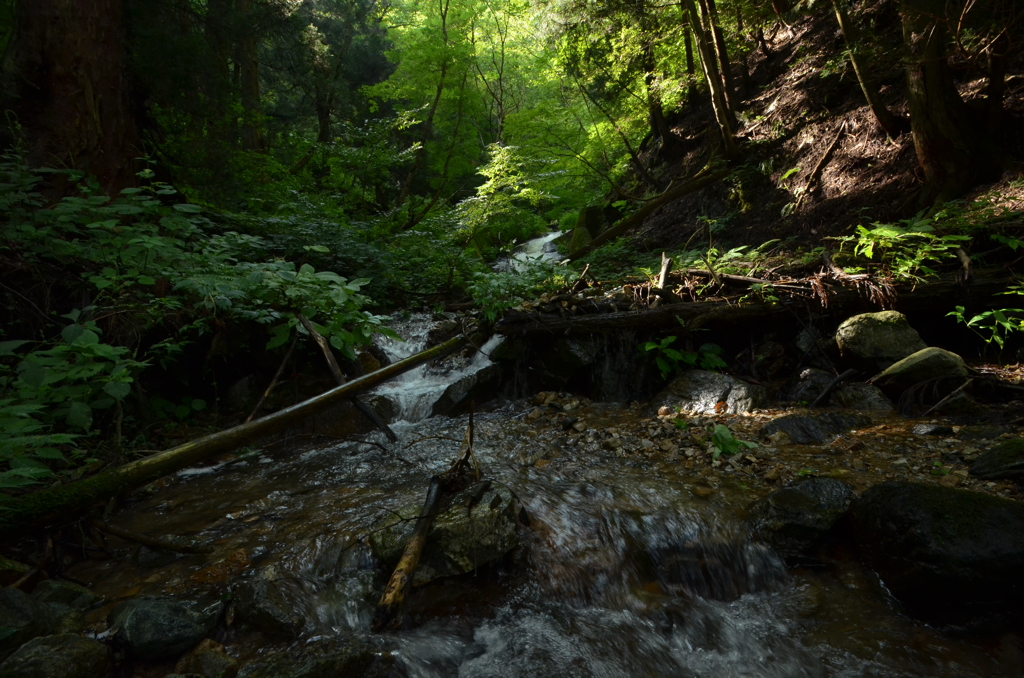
left=232, top=578, right=304, bottom=640
left=758, top=412, right=871, bottom=445
left=0, top=634, right=111, bottom=678
left=107, top=596, right=221, bottom=660
left=829, top=382, right=893, bottom=411
left=869, top=347, right=968, bottom=399
left=649, top=370, right=766, bottom=415
left=31, top=581, right=100, bottom=611
left=431, top=363, right=501, bottom=417
left=835, top=311, right=926, bottom=369
left=748, top=479, right=855, bottom=558
left=970, top=438, right=1024, bottom=480
left=369, top=481, right=521, bottom=587
left=851, top=481, right=1024, bottom=612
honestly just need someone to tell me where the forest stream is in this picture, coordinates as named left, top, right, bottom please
left=60, top=308, right=1024, bottom=678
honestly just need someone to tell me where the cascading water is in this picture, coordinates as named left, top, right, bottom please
left=494, top=230, right=564, bottom=272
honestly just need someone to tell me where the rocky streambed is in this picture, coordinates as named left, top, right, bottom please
left=3, top=309, right=1024, bottom=677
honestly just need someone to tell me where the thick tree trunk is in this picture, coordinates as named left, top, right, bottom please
left=4, top=0, right=139, bottom=195
left=832, top=0, right=904, bottom=138
left=700, top=0, right=739, bottom=113
left=681, top=0, right=739, bottom=159
left=901, top=0, right=998, bottom=203
left=236, top=0, right=265, bottom=152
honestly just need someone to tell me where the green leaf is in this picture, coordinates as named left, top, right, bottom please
left=61, top=324, right=85, bottom=344
left=172, top=203, right=202, bottom=213
left=103, top=381, right=131, bottom=400
left=67, top=402, right=92, bottom=430
left=174, top=404, right=191, bottom=420
left=0, top=340, right=30, bottom=356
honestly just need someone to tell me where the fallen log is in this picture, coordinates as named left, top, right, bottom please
left=0, top=334, right=469, bottom=538
left=495, top=275, right=1015, bottom=336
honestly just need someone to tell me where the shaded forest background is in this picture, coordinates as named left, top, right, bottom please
left=0, top=0, right=1022, bottom=490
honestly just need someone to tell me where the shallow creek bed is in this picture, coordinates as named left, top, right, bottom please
left=27, top=393, right=1023, bottom=678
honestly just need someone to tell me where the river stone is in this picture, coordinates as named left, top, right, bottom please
left=869, top=347, right=968, bottom=400
left=758, top=412, right=871, bottom=445
left=369, top=481, right=520, bottom=587
left=649, top=370, right=766, bottom=415
left=747, top=478, right=854, bottom=558
left=174, top=638, right=238, bottom=678
left=970, top=438, right=1024, bottom=481
left=107, top=596, right=221, bottom=660
left=431, top=363, right=501, bottom=417
left=787, top=368, right=833, bottom=403
left=0, top=586, right=46, bottom=661
left=31, top=580, right=100, bottom=611
left=0, top=634, right=111, bottom=678
left=232, top=578, right=303, bottom=640
left=829, top=382, right=893, bottom=411
left=835, top=311, right=927, bottom=369
left=850, top=481, right=1024, bottom=611
left=237, top=638, right=391, bottom=678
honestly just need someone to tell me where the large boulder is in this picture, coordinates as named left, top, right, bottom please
left=850, top=482, right=1024, bottom=612
left=431, top=363, right=501, bottom=417
left=829, top=382, right=894, bottom=411
left=107, top=596, right=221, bottom=660
left=758, top=412, right=871, bottom=445
left=835, top=311, right=927, bottom=370
left=747, top=479, right=855, bottom=558
left=369, top=481, right=521, bottom=587
left=869, top=347, right=968, bottom=400
left=0, top=587, right=46, bottom=661
left=232, top=578, right=304, bottom=640
left=969, top=438, right=1024, bottom=481
left=649, top=371, right=766, bottom=416
left=0, top=634, right=111, bottom=678
left=30, top=581, right=100, bottom=611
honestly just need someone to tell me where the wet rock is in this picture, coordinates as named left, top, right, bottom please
left=426, top=318, right=460, bottom=347
left=787, top=368, right=833, bottom=403
left=650, top=538, right=784, bottom=601
left=537, top=337, right=601, bottom=381
left=30, top=580, right=100, bottom=611
left=869, top=347, right=968, bottom=400
left=648, top=370, right=766, bottom=415
left=232, top=578, right=304, bottom=640
left=0, top=634, right=111, bottom=678
left=932, top=390, right=986, bottom=417
left=488, top=337, right=525, bottom=362
left=835, top=311, right=927, bottom=370
left=851, top=481, right=1024, bottom=612
left=431, top=363, right=501, bottom=417
left=174, top=638, right=238, bottom=678
left=747, top=478, right=854, bottom=558
left=960, top=425, right=1010, bottom=441
left=136, top=544, right=184, bottom=569
left=794, top=326, right=832, bottom=370
left=829, top=382, right=893, bottom=411
left=0, top=557, right=31, bottom=587
left=0, top=586, right=46, bottom=661
left=107, top=596, right=221, bottom=660
left=237, top=637, right=391, bottom=678
left=758, top=412, right=871, bottom=445
left=369, top=482, right=520, bottom=586
left=913, top=423, right=954, bottom=437
left=970, top=438, right=1024, bottom=481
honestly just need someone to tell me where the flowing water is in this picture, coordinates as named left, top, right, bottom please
left=494, top=230, right=564, bottom=272
left=70, top=308, right=1024, bottom=676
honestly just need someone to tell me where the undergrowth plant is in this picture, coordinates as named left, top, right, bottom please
left=638, top=336, right=727, bottom=379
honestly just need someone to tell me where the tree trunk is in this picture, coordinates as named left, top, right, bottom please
left=236, top=0, right=264, bottom=152
left=642, top=42, right=676, bottom=154
left=683, top=24, right=698, bottom=104
left=901, top=0, right=998, bottom=203
left=700, top=0, right=739, bottom=114
left=3, top=0, right=139, bottom=196
left=832, top=0, right=904, bottom=138
left=681, top=0, right=739, bottom=159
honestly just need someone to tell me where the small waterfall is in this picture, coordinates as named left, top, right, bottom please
left=372, top=315, right=503, bottom=423
left=495, top=231, right=564, bottom=272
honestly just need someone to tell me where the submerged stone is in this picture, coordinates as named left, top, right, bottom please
left=431, top=363, right=501, bottom=417
left=174, top=638, right=238, bottom=678
left=107, top=596, right=221, bottom=660
left=369, top=481, right=521, bottom=586
left=237, top=637, right=391, bottom=678
left=747, top=478, right=854, bottom=558
left=758, top=412, right=871, bottom=445
left=851, top=481, right=1024, bottom=613
left=232, top=578, right=304, bottom=640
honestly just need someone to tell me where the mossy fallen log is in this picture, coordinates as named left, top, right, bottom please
left=0, top=334, right=469, bottom=538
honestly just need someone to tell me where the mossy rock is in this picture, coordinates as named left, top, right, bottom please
left=970, top=438, right=1024, bottom=480
left=835, top=311, right=926, bottom=370
left=869, top=347, right=968, bottom=399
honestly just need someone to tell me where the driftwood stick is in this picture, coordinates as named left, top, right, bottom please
left=811, top=368, right=858, bottom=407
left=0, top=334, right=469, bottom=538
left=298, top=314, right=398, bottom=443
left=91, top=519, right=213, bottom=555
left=370, top=476, right=443, bottom=632
left=570, top=264, right=592, bottom=293
left=921, top=378, right=974, bottom=416
left=246, top=334, right=300, bottom=423
left=651, top=253, right=675, bottom=308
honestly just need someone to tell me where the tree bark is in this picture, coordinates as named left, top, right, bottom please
left=3, top=0, right=139, bottom=195
left=700, top=0, right=739, bottom=114
left=0, top=335, right=469, bottom=538
left=236, top=0, right=265, bottom=152
left=681, top=0, right=739, bottom=159
left=831, top=0, right=904, bottom=138
left=901, top=0, right=998, bottom=203
left=683, top=24, right=698, bottom=104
